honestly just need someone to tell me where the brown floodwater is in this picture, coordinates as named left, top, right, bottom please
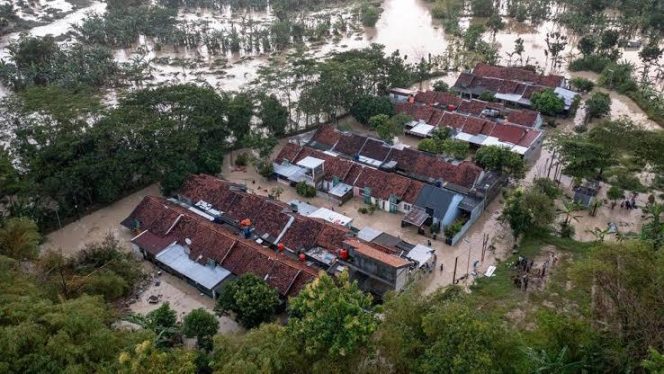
left=0, top=0, right=661, bottom=126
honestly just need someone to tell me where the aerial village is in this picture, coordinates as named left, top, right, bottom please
left=1, top=0, right=664, bottom=372
left=121, top=63, right=568, bottom=303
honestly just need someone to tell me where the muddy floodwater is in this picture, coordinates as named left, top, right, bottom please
left=1, top=0, right=660, bottom=100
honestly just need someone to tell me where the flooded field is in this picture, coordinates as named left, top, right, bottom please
left=1, top=0, right=660, bottom=100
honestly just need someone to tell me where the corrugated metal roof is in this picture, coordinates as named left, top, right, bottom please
left=156, top=243, right=231, bottom=290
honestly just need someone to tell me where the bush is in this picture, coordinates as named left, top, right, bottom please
left=479, top=91, right=495, bottom=102
left=586, top=92, right=611, bottom=120
left=235, top=152, right=250, bottom=167
left=531, top=89, right=565, bottom=116
left=533, top=178, right=562, bottom=199
left=359, top=2, right=380, bottom=27
left=568, top=55, right=613, bottom=73
left=295, top=181, right=317, bottom=198
left=570, top=77, right=595, bottom=93
left=607, top=185, right=624, bottom=201
left=350, top=95, right=394, bottom=124
left=358, top=207, right=368, bottom=214
left=216, top=274, right=279, bottom=329
left=559, top=221, right=575, bottom=238
left=433, top=81, right=449, bottom=92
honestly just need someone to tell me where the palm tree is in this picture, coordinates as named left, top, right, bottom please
left=557, top=200, right=583, bottom=226
left=641, top=202, right=664, bottom=250
left=0, top=217, right=41, bottom=261
left=586, top=227, right=610, bottom=243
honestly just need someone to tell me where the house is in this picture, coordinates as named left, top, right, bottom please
left=396, top=101, right=545, bottom=161
left=452, top=63, right=578, bottom=113
left=288, top=200, right=353, bottom=228
left=388, top=87, right=416, bottom=103
left=121, top=196, right=319, bottom=298
left=339, top=239, right=414, bottom=297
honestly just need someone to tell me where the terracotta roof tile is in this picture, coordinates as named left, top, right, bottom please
left=360, top=139, right=392, bottom=162
left=402, top=180, right=424, bottom=204
left=354, top=167, right=412, bottom=200
left=517, top=128, right=542, bottom=147
left=123, top=196, right=318, bottom=297
left=506, top=110, right=539, bottom=128
left=490, top=123, right=527, bottom=144
left=275, top=142, right=302, bottom=163
left=428, top=108, right=445, bottom=126
left=412, top=105, right=434, bottom=122
left=344, top=239, right=411, bottom=268
left=311, top=124, right=341, bottom=149
left=334, top=133, right=367, bottom=156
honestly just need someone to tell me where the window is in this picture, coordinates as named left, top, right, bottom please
left=403, top=203, right=412, bottom=211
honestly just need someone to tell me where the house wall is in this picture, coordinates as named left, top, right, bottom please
left=449, top=200, right=485, bottom=246
left=534, top=113, right=544, bottom=129
left=394, top=267, right=410, bottom=291
left=523, top=132, right=545, bottom=163
left=441, top=194, right=465, bottom=227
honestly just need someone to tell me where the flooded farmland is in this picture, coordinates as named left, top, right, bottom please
left=1, top=0, right=660, bottom=98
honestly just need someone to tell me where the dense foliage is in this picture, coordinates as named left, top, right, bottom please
left=216, top=274, right=279, bottom=329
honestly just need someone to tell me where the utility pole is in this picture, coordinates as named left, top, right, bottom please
left=452, top=256, right=458, bottom=284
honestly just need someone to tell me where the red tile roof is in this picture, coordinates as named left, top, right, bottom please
left=428, top=108, right=445, bottom=126
left=490, top=123, right=527, bottom=144
left=402, top=180, right=424, bottom=204
left=388, top=149, right=481, bottom=189
left=412, top=105, right=434, bottom=122
left=334, top=133, right=368, bottom=156
left=275, top=142, right=303, bottom=163
left=463, top=117, right=496, bottom=136
left=132, top=231, right=176, bottom=257
left=311, top=124, right=340, bottom=149
left=395, top=102, right=417, bottom=116
left=360, top=138, right=392, bottom=162
left=506, top=110, right=539, bottom=128
left=122, top=196, right=318, bottom=296
left=473, top=63, right=564, bottom=88
left=354, top=167, right=413, bottom=201
left=440, top=112, right=467, bottom=130
left=518, top=128, right=543, bottom=148
left=344, top=239, right=411, bottom=268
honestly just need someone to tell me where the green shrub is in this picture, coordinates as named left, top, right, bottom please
left=295, top=181, right=317, bottom=198
left=235, top=152, right=250, bottom=167
left=570, top=77, right=595, bottom=92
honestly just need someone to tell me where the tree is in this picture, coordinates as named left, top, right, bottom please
left=573, top=241, right=664, bottom=365
left=117, top=340, right=196, bottom=374
left=607, top=185, right=624, bottom=205
left=259, top=94, right=288, bottom=136
left=548, top=133, right=614, bottom=179
left=144, top=303, right=178, bottom=346
left=417, top=302, right=521, bottom=372
left=0, top=148, right=22, bottom=197
left=0, top=217, right=40, bottom=261
left=471, top=0, right=495, bottom=17
left=373, top=114, right=407, bottom=142
left=359, top=1, right=380, bottom=27
left=531, top=89, right=565, bottom=116
left=227, top=93, right=255, bottom=141
left=475, top=145, right=525, bottom=178
left=432, top=81, right=449, bottom=92
left=287, top=272, right=378, bottom=368
left=216, top=274, right=279, bottom=329
left=479, top=90, right=496, bottom=102
left=585, top=92, right=611, bottom=120
left=501, top=187, right=556, bottom=239
left=578, top=35, right=596, bottom=56
left=641, top=202, right=664, bottom=250
left=212, top=323, right=305, bottom=373
left=570, top=77, right=595, bottom=93
left=533, top=178, right=562, bottom=199
left=182, top=308, right=218, bottom=351
left=350, top=95, right=394, bottom=125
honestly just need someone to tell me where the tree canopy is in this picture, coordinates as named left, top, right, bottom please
left=216, top=273, right=279, bottom=329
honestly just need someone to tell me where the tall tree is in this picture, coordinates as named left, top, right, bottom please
left=287, top=272, right=378, bottom=370
left=0, top=217, right=40, bottom=261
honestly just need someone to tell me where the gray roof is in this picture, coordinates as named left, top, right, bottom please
left=156, top=243, right=231, bottom=290
left=357, top=226, right=383, bottom=242
left=415, top=184, right=457, bottom=219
